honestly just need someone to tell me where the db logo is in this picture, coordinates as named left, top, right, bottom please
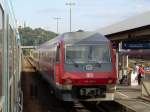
left=86, top=73, right=94, bottom=78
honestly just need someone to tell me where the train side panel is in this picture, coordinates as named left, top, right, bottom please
left=0, top=0, right=22, bottom=112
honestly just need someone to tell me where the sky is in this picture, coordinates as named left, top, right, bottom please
left=12, top=0, right=150, bottom=33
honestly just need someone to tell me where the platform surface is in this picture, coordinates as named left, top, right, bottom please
left=115, top=85, right=150, bottom=112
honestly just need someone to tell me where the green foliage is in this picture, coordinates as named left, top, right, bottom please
left=18, top=26, right=58, bottom=46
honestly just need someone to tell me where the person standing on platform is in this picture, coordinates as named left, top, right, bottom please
left=133, top=63, right=139, bottom=76
left=133, top=63, right=139, bottom=85
left=138, top=64, right=145, bottom=85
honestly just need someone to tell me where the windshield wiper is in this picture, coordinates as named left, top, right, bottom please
left=88, top=60, right=101, bottom=67
left=95, top=62, right=101, bottom=67
left=66, top=55, right=79, bottom=67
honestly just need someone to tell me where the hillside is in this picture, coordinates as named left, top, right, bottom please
left=18, top=27, right=57, bottom=46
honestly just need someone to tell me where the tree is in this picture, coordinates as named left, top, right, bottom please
left=18, top=27, right=57, bottom=46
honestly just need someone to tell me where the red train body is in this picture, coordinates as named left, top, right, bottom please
left=32, top=32, right=117, bottom=101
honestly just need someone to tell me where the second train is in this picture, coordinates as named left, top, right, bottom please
left=31, top=32, right=117, bottom=101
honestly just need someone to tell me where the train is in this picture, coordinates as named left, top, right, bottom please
left=31, top=32, right=117, bottom=101
left=0, top=0, right=22, bottom=112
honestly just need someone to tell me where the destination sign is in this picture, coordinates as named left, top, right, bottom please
left=122, top=41, right=150, bottom=49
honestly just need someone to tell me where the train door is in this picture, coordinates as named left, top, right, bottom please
left=13, top=32, right=17, bottom=101
left=13, top=32, right=18, bottom=112
left=55, top=45, right=60, bottom=83
left=8, top=25, right=15, bottom=112
left=49, top=47, right=55, bottom=81
left=0, top=5, right=4, bottom=112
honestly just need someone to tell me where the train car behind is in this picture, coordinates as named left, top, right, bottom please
left=32, top=32, right=117, bottom=101
left=0, top=0, right=23, bottom=111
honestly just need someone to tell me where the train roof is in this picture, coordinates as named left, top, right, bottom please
left=62, top=32, right=108, bottom=43
left=40, top=32, right=109, bottom=48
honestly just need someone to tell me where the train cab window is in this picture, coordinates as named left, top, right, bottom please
left=0, top=6, right=4, bottom=98
left=65, top=44, right=111, bottom=63
left=56, top=45, right=60, bottom=63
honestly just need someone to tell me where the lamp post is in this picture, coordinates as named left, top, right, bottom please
left=66, top=2, right=75, bottom=32
left=54, top=17, right=62, bottom=33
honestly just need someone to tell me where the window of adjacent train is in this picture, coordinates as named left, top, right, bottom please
left=56, top=46, right=60, bottom=62
left=0, top=6, right=4, bottom=97
left=65, top=44, right=111, bottom=64
left=9, top=26, right=14, bottom=80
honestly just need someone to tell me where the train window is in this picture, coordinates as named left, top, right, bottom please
left=0, top=107, right=2, bottom=112
left=9, top=86, right=13, bottom=112
left=8, top=26, right=14, bottom=80
left=65, top=44, right=111, bottom=63
left=13, top=33, right=17, bottom=75
left=91, top=45, right=111, bottom=63
left=0, top=90, right=2, bottom=111
left=0, top=6, right=4, bottom=98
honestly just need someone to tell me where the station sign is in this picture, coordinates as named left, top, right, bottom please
left=122, top=41, right=150, bottom=49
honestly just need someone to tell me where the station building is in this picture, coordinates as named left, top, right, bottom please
left=97, top=11, right=150, bottom=98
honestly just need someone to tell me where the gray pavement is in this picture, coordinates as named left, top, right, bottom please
left=115, top=85, right=150, bottom=112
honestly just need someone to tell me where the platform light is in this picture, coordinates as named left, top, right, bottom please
left=53, top=17, right=63, bottom=33
left=66, top=2, right=75, bottom=32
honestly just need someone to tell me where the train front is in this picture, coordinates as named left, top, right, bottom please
left=58, top=32, right=117, bottom=101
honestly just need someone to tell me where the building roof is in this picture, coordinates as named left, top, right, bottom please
left=97, top=11, right=150, bottom=35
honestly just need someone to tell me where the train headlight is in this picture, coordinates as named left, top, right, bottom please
left=62, top=85, right=72, bottom=90
left=62, top=78, right=72, bottom=90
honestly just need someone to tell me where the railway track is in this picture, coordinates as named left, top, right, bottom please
left=21, top=56, right=124, bottom=112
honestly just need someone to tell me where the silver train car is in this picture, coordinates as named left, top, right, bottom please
left=0, top=0, right=22, bottom=112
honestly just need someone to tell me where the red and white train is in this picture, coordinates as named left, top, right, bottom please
left=31, top=32, right=117, bottom=101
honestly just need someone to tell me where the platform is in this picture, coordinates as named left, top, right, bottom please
left=115, top=85, right=150, bottom=112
